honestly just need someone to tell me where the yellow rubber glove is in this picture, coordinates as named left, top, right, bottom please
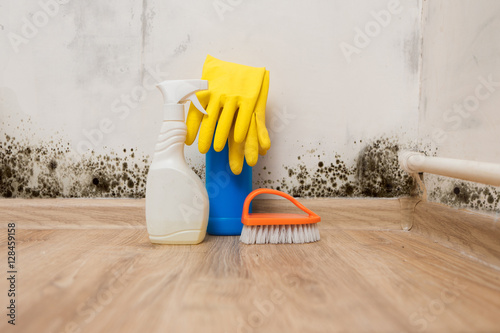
left=226, top=71, right=272, bottom=174
left=185, top=55, right=271, bottom=175
left=244, top=70, right=270, bottom=166
left=226, top=72, right=270, bottom=174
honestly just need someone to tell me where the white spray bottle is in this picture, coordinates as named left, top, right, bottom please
left=146, top=80, right=209, bottom=244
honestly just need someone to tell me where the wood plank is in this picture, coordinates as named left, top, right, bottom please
left=413, top=201, right=500, bottom=269
left=0, top=198, right=499, bottom=332
left=0, top=198, right=401, bottom=230
left=1, top=228, right=499, bottom=332
left=0, top=199, right=145, bottom=229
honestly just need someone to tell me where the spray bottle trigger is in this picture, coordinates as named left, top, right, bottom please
left=185, top=94, right=208, bottom=115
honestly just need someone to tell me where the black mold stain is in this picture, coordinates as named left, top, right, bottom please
left=48, top=159, right=58, bottom=171
left=356, top=138, right=415, bottom=197
left=190, top=164, right=205, bottom=181
left=430, top=179, right=500, bottom=212
left=91, top=171, right=111, bottom=193
left=256, top=137, right=415, bottom=198
left=0, top=134, right=149, bottom=198
left=2, top=133, right=416, bottom=199
left=487, top=195, right=494, bottom=204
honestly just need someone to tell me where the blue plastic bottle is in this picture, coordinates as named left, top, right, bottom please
left=206, top=144, right=252, bottom=235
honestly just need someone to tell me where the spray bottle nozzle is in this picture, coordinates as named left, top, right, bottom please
left=157, top=80, right=208, bottom=115
left=183, top=93, right=207, bottom=115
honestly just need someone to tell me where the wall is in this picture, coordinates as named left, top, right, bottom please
left=0, top=0, right=422, bottom=198
left=419, top=0, right=500, bottom=214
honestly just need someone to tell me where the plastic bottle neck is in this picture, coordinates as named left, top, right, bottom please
left=153, top=120, right=187, bottom=164
left=163, top=104, right=185, bottom=121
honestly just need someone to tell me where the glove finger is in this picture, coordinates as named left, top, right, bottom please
left=185, top=91, right=209, bottom=145
left=256, top=113, right=271, bottom=151
left=258, top=145, right=268, bottom=156
left=233, top=100, right=255, bottom=143
left=228, top=125, right=244, bottom=175
left=198, top=98, right=222, bottom=154
left=185, top=103, right=204, bottom=145
left=244, top=114, right=259, bottom=167
left=255, top=70, right=271, bottom=150
left=213, top=98, right=238, bottom=152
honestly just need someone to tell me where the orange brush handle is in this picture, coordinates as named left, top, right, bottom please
left=242, top=188, right=321, bottom=226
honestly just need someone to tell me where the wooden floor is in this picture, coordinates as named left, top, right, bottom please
left=0, top=198, right=499, bottom=333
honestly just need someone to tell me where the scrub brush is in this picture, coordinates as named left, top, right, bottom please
left=239, top=188, right=321, bottom=244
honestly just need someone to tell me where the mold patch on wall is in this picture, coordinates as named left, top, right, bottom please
left=255, top=137, right=416, bottom=198
left=1, top=133, right=415, bottom=199
left=0, top=134, right=150, bottom=198
left=356, top=139, right=415, bottom=197
left=426, top=174, right=500, bottom=213
left=187, top=158, right=205, bottom=182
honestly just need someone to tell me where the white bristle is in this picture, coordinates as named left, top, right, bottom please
left=306, top=224, right=313, bottom=242
left=299, top=225, right=305, bottom=243
left=240, top=223, right=320, bottom=245
left=286, top=225, right=292, bottom=243
left=278, top=225, right=286, bottom=244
